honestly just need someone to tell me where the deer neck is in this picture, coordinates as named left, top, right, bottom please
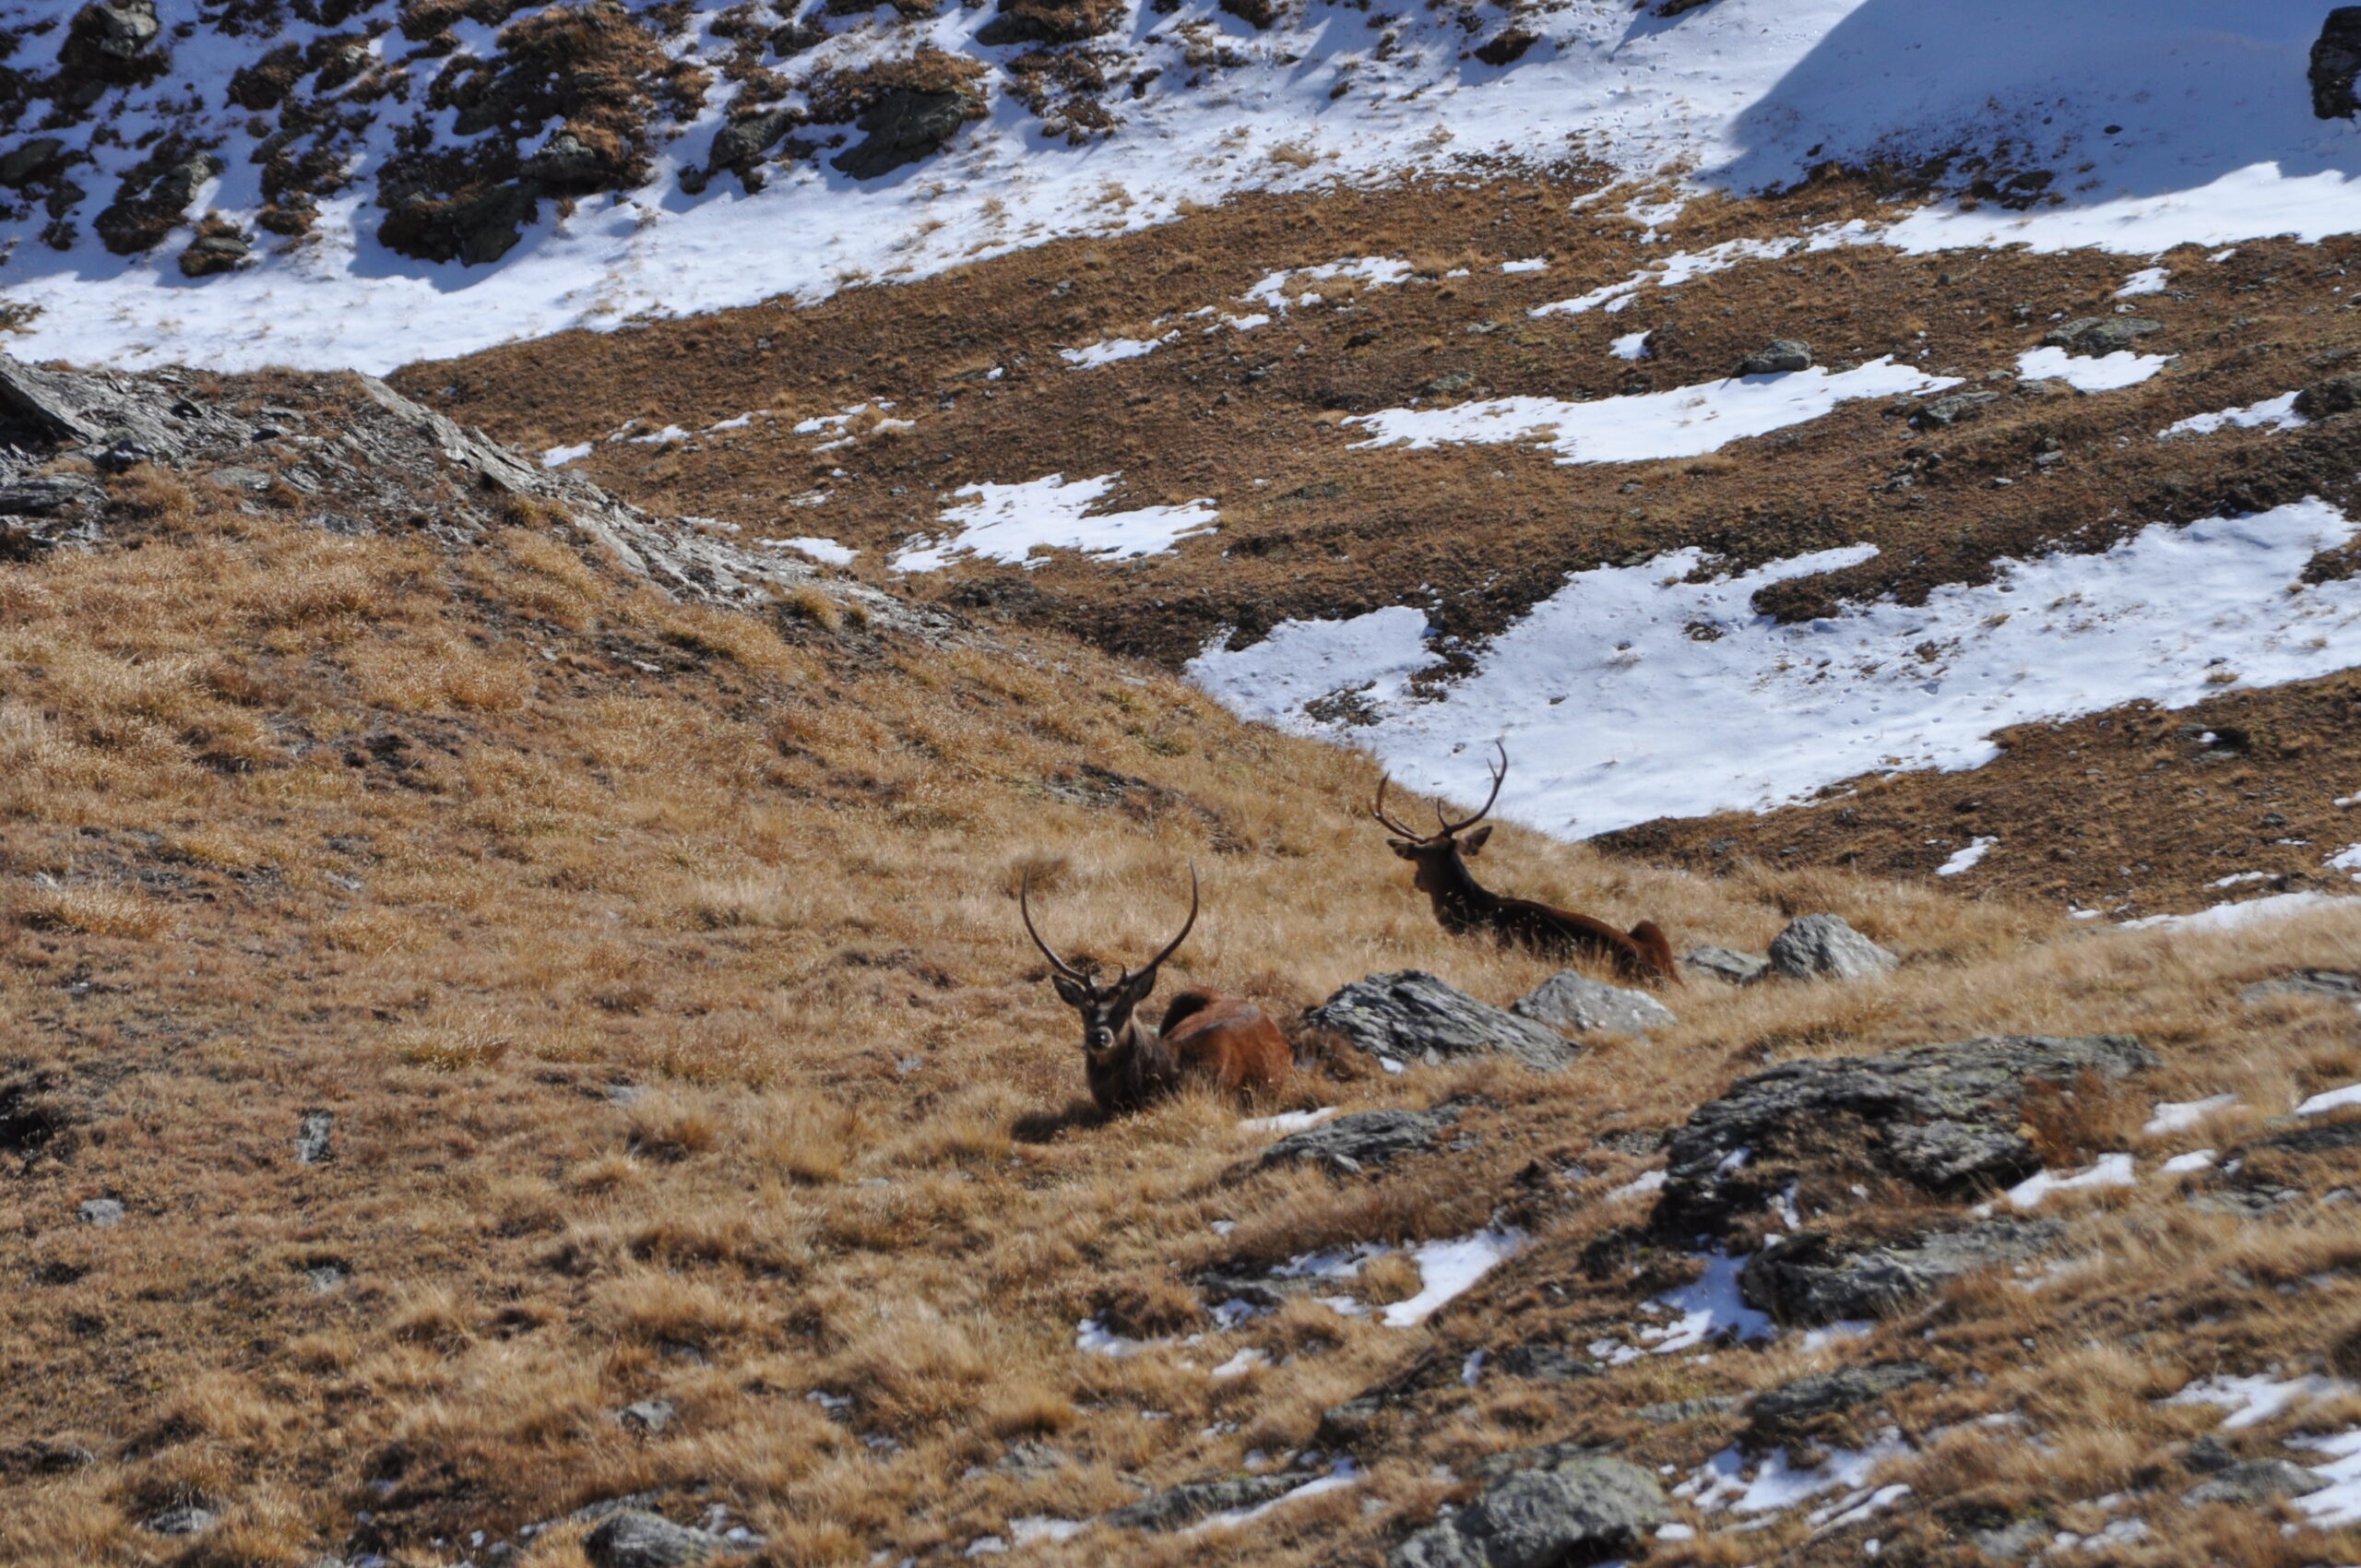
left=1423, top=851, right=1499, bottom=932
left=1088, top=1015, right=1180, bottom=1108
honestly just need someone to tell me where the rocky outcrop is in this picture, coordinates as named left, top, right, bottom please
left=1512, top=971, right=1677, bottom=1035
left=976, top=0, right=1126, bottom=47
left=1738, top=339, right=1812, bottom=375
left=2182, top=1458, right=2328, bottom=1506
left=1738, top=1218, right=2065, bottom=1323
left=1683, top=945, right=1768, bottom=985
left=1308, top=971, right=1575, bottom=1071
left=1746, top=1361, right=1936, bottom=1441
left=1105, top=1471, right=1318, bottom=1531
left=2315, top=8, right=2361, bottom=120
left=832, top=89, right=971, bottom=180
left=1471, top=28, right=1536, bottom=66
left=2043, top=316, right=2165, bottom=355
left=685, top=108, right=809, bottom=194
left=2296, top=375, right=2361, bottom=422
left=1915, top=389, right=2001, bottom=428
left=583, top=1510, right=742, bottom=1567
left=1767, top=914, right=1898, bottom=980
left=2243, top=967, right=2361, bottom=1005
left=1658, top=1034, right=2153, bottom=1231
left=1390, top=1455, right=1665, bottom=1568
left=1260, top=1104, right=1460, bottom=1173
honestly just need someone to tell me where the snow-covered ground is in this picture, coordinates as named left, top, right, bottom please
left=890, top=474, right=1218, bottom=571
left=1191, top=499, right=2361, bottom=838
left=2, top=3, right=2355, bottom=372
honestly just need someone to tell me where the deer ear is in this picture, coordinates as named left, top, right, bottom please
left=1386, top=837, right=1419, bottom=860
left=1461, top=824, right=1493, bottom=855
left=1117, top=966, right=1161, bottom=1014
left=1050, top=973, right=1091, bottom=1008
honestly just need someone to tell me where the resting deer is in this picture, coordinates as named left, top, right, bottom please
left=1373, top=742, right=1679, bottom=986
left=1020, top=864, right=1290, bottom=1114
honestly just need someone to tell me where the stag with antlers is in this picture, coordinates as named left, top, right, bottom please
left=1020, top=864, right=1291, bottom=1115
left=1373, top=742, right=1679, bottom=985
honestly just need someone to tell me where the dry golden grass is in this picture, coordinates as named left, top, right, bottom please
left=4, top=488, right=2361, bottom=1566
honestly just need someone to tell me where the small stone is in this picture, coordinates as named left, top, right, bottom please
left=296, top=1109, right=333, bottom=1166
left=2042, top=315, right=2163, bottom=355
left=2181, top=1457, right=2329, bottom=1506
left=1260, top=1106, right=1459, bottom=1172
left=1308, top=970, right=1575, bottom=1071
left=1104, top=1472, right=1317, bottom=1531
left=1512, top=971, right=1678, bottom=1036
left=617, top=1399, right=675, bottom=1436
left=582, top=1510, right=734, bottom=1568
left=140, top=1503, right=218, bottom=1537
left=1632, top=1395, right=1741, bottom=1424
left=1491, top=1342, right=1594, bottom=1383
left=2185, top=1434, right=2236, bottom=1473
left=1390, top=1455, right=1666, bottom=1568
left=1738, top=339, right=1812, bottom=375
left=1916, top=389, right=2001, bottom=427
left=77, top=1197, right=124, bottom=1227
left=1747, top=1361, right=1937, bottom=1441
left=1767, top=914, right=1898, bottom=980
left=1682, top=944, right=1769, bottom=985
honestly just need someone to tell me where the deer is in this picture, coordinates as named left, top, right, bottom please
left=1019, top=863, right=1291, bottom=1115
left=1372, top=742, right=1679, bottom=986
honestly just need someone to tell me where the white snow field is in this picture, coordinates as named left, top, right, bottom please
left=1, top=3, right=2356, bottom=371
left=889, top=474, right=1218, bottom=572
left=1189, top=499, right=2361, bottom=838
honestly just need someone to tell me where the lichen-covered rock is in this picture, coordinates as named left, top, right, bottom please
left=1738, top=1218, right=2065, bottom=1323
left=1767, top=914, right=1898, bottom=980
left=1738, top=339, right=1812, bottom=374
left=1308, top=971, right=1574, bottom=1071
left=1916, top=388, right=2002, bottom=427
left=1746, top=1361, right=1937, bottom=1440
left=1259, top=1104, right=1458, bottom=1173
left=1104, top=1471, right=1316, bottom=1531
left=2043, top=315, right=2164, bottom=355
left=1512, top=971, right=1677, bottom=1036
left=583, top=1510, right=735, bottom=1567
left=2295, top=375, right=2361, bottom=422
left=2182, top=1457, right=2328, bottom=1506
left=1659, top=1033, right=2153, bottom=1230
left=1683, top=944, right=1768, bottom=985
left=832, top=89, right=970, bottom=180
left=1390, top=1455, right=1666, bottom=1568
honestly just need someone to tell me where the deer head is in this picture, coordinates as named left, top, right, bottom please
left=1020, top=864, right=1198, bottom=1064
left=1372, top=740, right=1506, bottom=897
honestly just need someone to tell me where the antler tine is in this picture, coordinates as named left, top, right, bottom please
left=1134, top=862, right=1200, bottom=980
left=1433, top=739, right=1509, bottom=837
left=1371, top=773, right=1425, bottom=839
left=1018, top=864, right=1090, bottom=981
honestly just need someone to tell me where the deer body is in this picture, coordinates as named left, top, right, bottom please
left=1375, top=744, right=1679, bottom=987
left=1023, top=867, right=1290, bottom=1116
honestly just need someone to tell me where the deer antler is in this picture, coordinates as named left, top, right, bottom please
left=1019, top=864, right=1091, bottom=983
left=1129, top=862, right=1200, bottom=983
left=1371, top=774, right=1425, bottom=839
left=1432, top=740, right=1508, bottom=837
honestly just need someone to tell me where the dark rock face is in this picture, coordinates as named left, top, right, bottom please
left=139, top=1503, right=217, bottom=1536
left=1259, top=1104, right=1459, bottom=1174
left=831, top=89, right=969, bottom=180
left=976, top=0, right=1124, bottom=47
left=1658, top=1033, right=2153, bottom=1231
left=522, top=131, right=632, bottom=194
left=1747, top=1361, right=1936, bottom=1441
left=2295, top=376, right=2361, bottom=422
left=59, top=0, right=167, bottom=99
left=0, top=138, right=69, bottom=189
left=1390, top=1455, right=1666, bottom=1568
left=1738, top=1218, right=2065, bottom=1324
left=2315, top=7, right=2361, bottom=119
left=1684, top=944, right=1768, bottom=985
left=1768, top=914, right=1897, bottom=980
left=1308, top=971, right=1575, bottom=1071
left=1633, top=1395, right=1741, bottom=1424
left=1738, top=339, right=1813, bottom=375
left=95, top=152, right=224, bottom=255
left=1490, top=1342, right=1594, bottom=1382
left=1916, top=389, right=2001, bottom=427
left=2043, top=316, right=2164, bottom=355
left=1472, top=28, right=1536, bottom=65
left=178, top=225, right=251, bottom=279
left=1512, top=971, right=1677, bottom=1036
left=583, top=1510, right=736, bottom=1567
left=700, top=108, right=805, bottom=190
left=1105, top=1471, right=1317, bottom=1531
left=2183, top=1458, right=2329, bottom=1506
left=380, top=180, right=539, bottom=267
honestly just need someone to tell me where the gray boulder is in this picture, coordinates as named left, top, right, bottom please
left=75, top=0, right=161, bottom=64
left=1683, top=944, right=1768, bottom=985
left=617, top=1399, right=675, bottom=1436
left=0, top=137, right=69, bottom=189
left=583, top=1510, right=736, bottom=1567
left=77, top=1196, right=125, bottom=1227
left=1768, top=914, right=1898, bottom=980
left=1105, top=1471, right=1316, bottom=1531
left=1738, top=339, right=1812, bottom=375
left=2315, top=8, right=2361, bottom=119
left=1659, top=1033, right=2153, bottom=1229
left=1308, top=971, right=1574, bottom=1071
left=2243, top=967, right=2361, bottom=1005
left=1512, top=971, right=1677, bottom=1036
left=2042, top=316, right=2164, bottom=355
left=296, top=1110, right=333, bottom=1166
left=2296, top=375, right=2361, bottom=422
left=0, top=475, right=102, bottom=516
left=1747, top=1361, right=1936, bottom=1440
left=700, top=108, right=804, bottom=188
left=831, top=89, right=969, bottom=181
left=140, top=1503, right=217, bottom=1536
left=1490, top=1342, right=1593, bottom=1383
left=2183, top=1458, right=2329, bottom=1506
left=1915, top=388, right=2002, bottom=427
left=1739, top=1218, right=2065, bottom=1324
left=1633, top=1395, right=1741, bottom=1424
left=1391, top=1455, right=1665, bottom=1568
left=1260, top=1104, right=1459, bottom=1174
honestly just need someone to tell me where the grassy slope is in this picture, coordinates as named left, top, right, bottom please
left=6, top=459, right=2361, bottom=1565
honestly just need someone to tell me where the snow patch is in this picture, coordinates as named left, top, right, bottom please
left=2160, top=392, right=2308, bottom=439
left=2143, top=1095, right=2239, bottom=1135
left=1382, top=1229, right=1529, bottom=1327
left=892, top=475, right=1217, bottom=572
left=2166, top=1372, right=2357, bottom=1431
left=760, top=536, right=858, bottom=565
left=2005, top=1153, right=2136, bottom=1209
left=1240, top=1107, right=1338, bottom=1135
left=1937, top=837, right=1996, bottom=876
left=1060, top=335, right=1173, bottom=368
left=2115, top=267, right=2171, bottom=297
left=2015, top=345, right=2169, bottom=392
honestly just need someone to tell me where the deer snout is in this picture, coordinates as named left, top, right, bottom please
left=1086, top=1027, right=1114, bottom=1052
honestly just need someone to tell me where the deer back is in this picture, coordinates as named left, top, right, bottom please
left=1496, top=897, right=1678, bottom=984
left=1162, top=990, right=1290, bottom=1099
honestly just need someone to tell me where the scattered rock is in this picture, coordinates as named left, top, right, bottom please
left=0, top=475, right=104, bottom=516
left=2185, top=1434, right=2236, bottom=1474
left=1104, top=1471, right=1317, bottom=1531
left=1915, top=389, right=2001, bottom=427
left=296, top=1109, right=333, bottom=1166
left=2182, top=1458, right=2329, bottom=1506
left=976, top=0, right=1125, bottom=47
left=1317, top=1394, right=1388, bottom=1444
left=0, top=137, right=70, bottom=189
left=831, top=89, right=970, bottom=181
left=2043, top=316, right=2164, bottom=355
left=1738, top=1218, right=2066, bottom=1324
left=2315, top=7, right=2361, bottom=119
left=2244, top=968, right=2361, bottom=1005
left=1682, top=945, right=1769, bottom=986
left=1472, top=28, right=1536, bottom=66
left=1259, top=1104, right=1461, bottom=1174
left=1766, top=914, right=1897, bottom=981
left=2295, top=375, right=2361, bottom=422
left=380, top=179, right=539, bottom=267
left=140, top=1503, right=218, bottom=1536
left=583, top=1510, right=737, bottom=1568
left=1746, top=1361, right=1937, bottom=1441
left=77, top=1196, right=125, bottom=1227
left=177, top=224, right=251, bottom=279
left=1307, top=971, right=1575, bottom=1072
left=695, top=107, right=806, bottom=192
left=1512, top=971, right=1678, bottom=1036
left=1738, top=339, right=1812, bottom=375
left=1661, top=1033, right=2151, bottom=1230
left=0, top=1438, right=96, bottom=1475
left=1490, top=1342, right=1594, bottom=1382
left=521, top=131, right=630, bottom=194
left=1467, top=1437, right=1611, bottom=1483
left=1632, top=1395, right=1741, bottom=1424
left=1390, top=1455, right=1666, bottom=1568
left=618, top=1399, right=676, bottom=1436
left=769, top=18, right=828, bottom=53
left=1969, top=1517, right=2052, bottom=1562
